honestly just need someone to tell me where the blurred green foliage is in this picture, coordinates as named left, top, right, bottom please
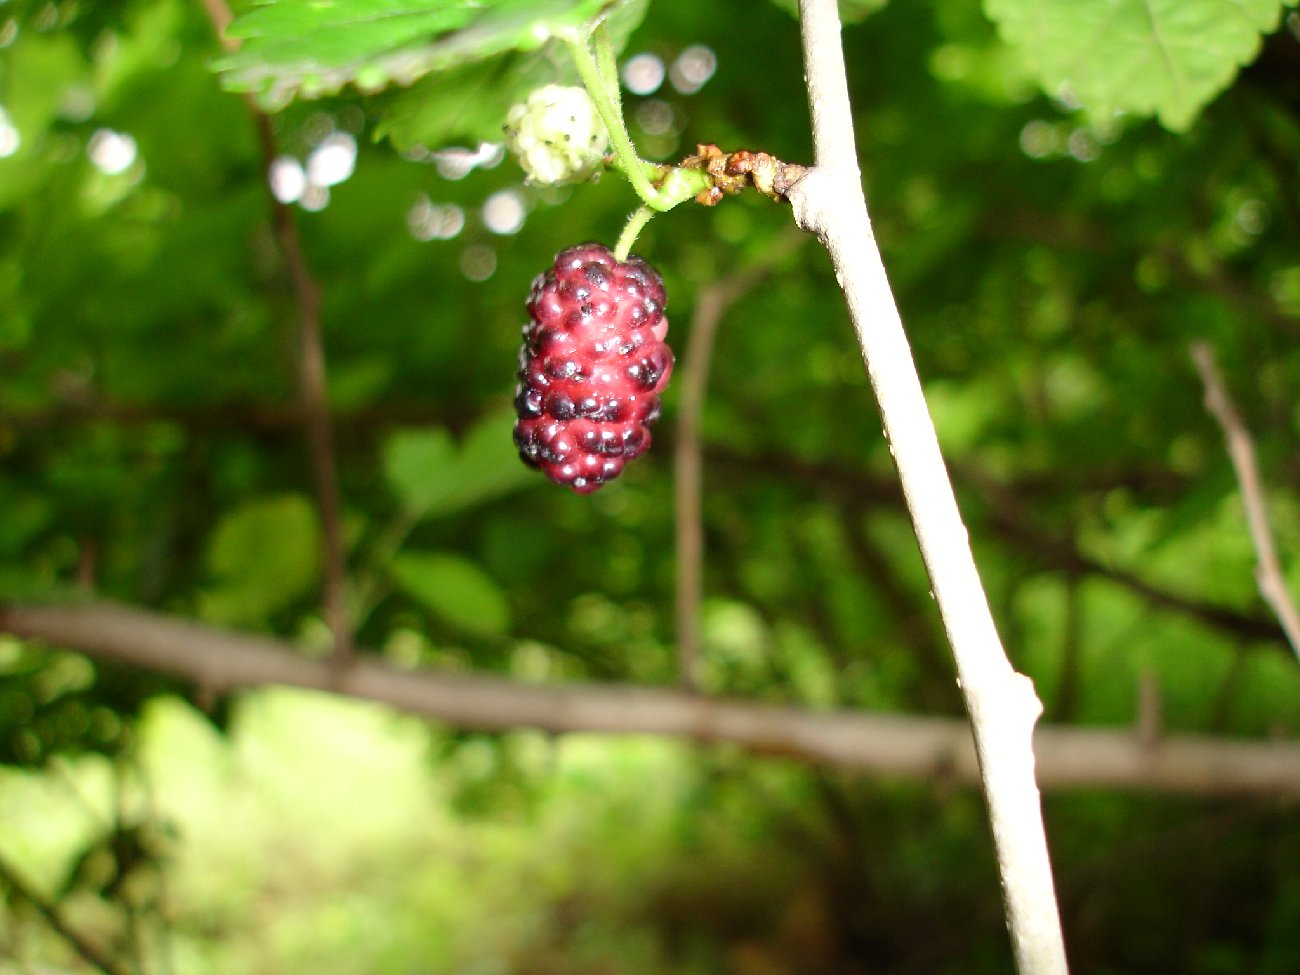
left=2, top=0, right=1300, bottom=970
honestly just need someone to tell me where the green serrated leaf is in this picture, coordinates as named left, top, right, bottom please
left=389, top=551, right=510, bottom=637
left=383, top=427, right=456, bottom=513
left=217, top=0, right=645, bottom=109
left=201, top=495, right=321, bottom=625
left=383, top=411, right=534, bottom=519
left=377, top=52, right=562, bottom=151
left=424, top=411, right=536, bottom=517
left=984, top=0, right=1290, bottom=131
left=377, top=0, right=646, bottom=149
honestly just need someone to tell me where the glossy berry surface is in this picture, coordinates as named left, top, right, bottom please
left=513, top=243, right=672, bottom=493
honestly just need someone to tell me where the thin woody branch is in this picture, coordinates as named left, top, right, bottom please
left=197, top=0, right=353, bottom=664
left=1190, top=342, right=1300, bottom=661
left=674, top=231, right=804, bottom=689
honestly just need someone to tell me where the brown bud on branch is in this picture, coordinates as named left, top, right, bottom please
left=675, top=144, right=809, bottom=206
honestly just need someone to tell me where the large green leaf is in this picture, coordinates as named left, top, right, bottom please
left=217, top=0, right=645, bottom=109
left=984, top=0, right=1289, bottom=130
left=389, top=551, right=510, bottom=637
left=383, top=411, right=534, bottom=520
left=200, top=495, right=322, bottom=625
left=375, top=48, right=562, bottom=150
left=383, top=427, right=457, bottom=513
left=0, top=32, right=86, bottom=211
left=376, top=0, right=647, bottom=148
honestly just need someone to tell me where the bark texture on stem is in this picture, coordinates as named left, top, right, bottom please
left=790, top=2, right=1069, bottom=972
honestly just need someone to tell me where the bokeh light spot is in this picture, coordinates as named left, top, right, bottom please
left=434, top=142, right=504, bottom=180
left=1018, top=120, right=1057, bottom=159
left=0, top=106, right=19, bottom=158
left=1067, top=128, right=1099, bottom=162
left=623, top=53, right=665, bottom=95
left=269, top=156, right=306, bottom=204
left=59, top=85, right=95, bottom=123
left=306, top=132, right=357, bottom=187
left=460, top=245, right=497, bottom=282
left=1235, top=199, right=1268, bottom=237
left=300, top=183, right=330, bottom=212
left=482, top=189, right=526, bottom=235
left=634, top=100, right=676, bottom=137
left=87, top=128, right=137, bottom=175
left=407, top=196, right=465, bottom=241
left=670, top=45, right=717, bottom=94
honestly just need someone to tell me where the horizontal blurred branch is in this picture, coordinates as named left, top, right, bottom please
left=2, top=600, right=1298, bottom=798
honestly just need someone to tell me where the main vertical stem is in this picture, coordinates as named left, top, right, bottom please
left=790, top=1, right=1069, bottom=972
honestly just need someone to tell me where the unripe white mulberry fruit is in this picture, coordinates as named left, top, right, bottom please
left=504, top=85, right=609, bottom=185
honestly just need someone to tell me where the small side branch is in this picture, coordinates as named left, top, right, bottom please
left=673, top=283, right=727, bottom=691
left=1190, top=342, right=1300, bottom=661
left=674, top=233, right=803, bottom=689
left=263, top=146, right=353, bottom=666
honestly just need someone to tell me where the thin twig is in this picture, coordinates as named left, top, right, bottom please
left=674, top=284, right=727, bottom=691
left=1190, top=342, right=1300, bottom=660
left=1052, top=572, right=1082, bottom=722
left=261, top=129, right=353, bottom=665
left=197, top=0, right=353, bottom=665
left=674, top=232, right=802, bottom=689
left=789, top=1, right=1068, bottom=971
left=0, top=851, right=133, bottom=975
left=956, top=461, right=1288, bottom=646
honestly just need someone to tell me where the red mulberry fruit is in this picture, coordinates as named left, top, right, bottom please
left=513, top=243, right=672, bottom=493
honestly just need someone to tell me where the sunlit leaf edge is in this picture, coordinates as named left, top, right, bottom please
left=983, top=0, right=1293, bottom=132
left=215, top=0, right=646, bottom=110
